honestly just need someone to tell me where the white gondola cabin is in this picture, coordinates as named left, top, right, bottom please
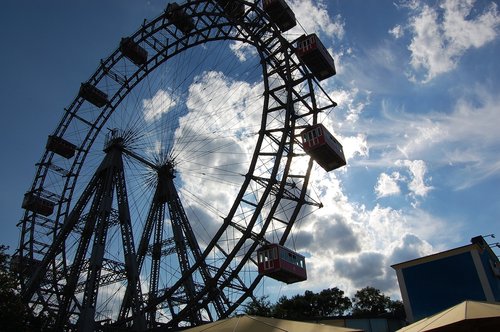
left=263, top=0, right=296, bottom=32
left=257, top=244, right=307, bottom=284
left=166, top=2, right=195, bottom=34
left=296, top=33, right=336, bottom=81
left=120, top=37, right=148, bottom=66
left=301, top=124, right=346, bottom=172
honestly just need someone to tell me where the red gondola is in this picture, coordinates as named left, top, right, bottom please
left=296, top=33, right=336, bottom=80
left=165, top=2, right=195, bottom=34
left=79, top=82, right=109, bottom=108
left=46, top=135, right=76, bottom=159
left=263, top=0, right=296, bottom=32
left=301, top=124, right=346, bottom=172
left=216, top=0, right=245, bottom=18
left=257, top=244, right=307, bottom=284
left=22, top=192, right=55, bottom=216
left=120, top=37, right=148, bottom=66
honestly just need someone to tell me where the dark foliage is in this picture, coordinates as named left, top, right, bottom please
left=244, top=285, right=405, bottom=320
left=246, top=287, right=353, bottom=319
left=352, top=286, right=405, bottom=318
left=0, top=245, right=54, bottom=331
left=244, top=295, right=273, bottom=317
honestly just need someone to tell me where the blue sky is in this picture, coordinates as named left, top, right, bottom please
left=1, top=0, right=499, bottom=305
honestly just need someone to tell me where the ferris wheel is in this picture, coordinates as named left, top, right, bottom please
left=15, top=0, right=344, bottom=330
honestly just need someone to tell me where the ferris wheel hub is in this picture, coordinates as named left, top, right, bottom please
left=104, top=128, right=125, bottom=151
left=158, top=162, right=176, bottom=179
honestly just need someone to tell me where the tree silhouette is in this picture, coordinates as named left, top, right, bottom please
left=270, top=288, right=352, bottom=319
left=0, top=245, right=30, bottom=331
left=352, top=286, right=391, bottom=316
left=245, top=286, right=405, bottom=320
left=244, top=295, right=273, bottom=317
left=316, top=287, right=352, bottom=316
left=0, top=245, right=54, bottom=331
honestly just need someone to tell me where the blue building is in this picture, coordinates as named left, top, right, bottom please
left=392, top=236, right=500, bottom=322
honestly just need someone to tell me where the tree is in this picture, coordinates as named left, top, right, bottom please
left=0, top=245, right=30, bottom=331
left=272, top=288, right=352, bottom=319
left=352, top=286, right=391, bottom=317
left=388, top=299, right=406, bottom=318
left=0, top=245, right=54, bottom=331
left=315, top=287, right=352, bottom=316
left=246, top=286, right=404, bottom=320
left=272, top=293, right=312, bottom=319
left=244, top=295, right=273, bottom=317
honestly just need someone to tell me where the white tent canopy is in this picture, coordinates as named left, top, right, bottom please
left=397, top=300, right=500, bottom=332
left=181, top=315, right=363, bottom=332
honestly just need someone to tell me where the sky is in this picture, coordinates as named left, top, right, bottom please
left=1, top=0, right=499, bottom=307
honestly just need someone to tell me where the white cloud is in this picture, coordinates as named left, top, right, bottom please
left=172, top=70, right=263, bottom=244
left=372, top=160, right=432, bottom=205
left=284, top=163, right=446, bottom=298
left=352, top=87, right=500, bottom=190
left=339, top=134, right=369, bottom=163
left=396, top=159, right=433, bottom=198
left=334, top=252, right=387, bottom=290
left=296, top=201, right=451, bottom=298
left=407, top=4, right=449, bottom=82
left=434, top=88, right=500, bottom=189
left=321, top=87, right=370, bottom=163
left=332, top=87, right=369, bottom=125
left=375, top=172, right=402, bottom=198
left=406, top=0, right=500, bottom=82
left=389, top=233, right=434, bottom=266
left=288, top=0, right=345, bottom=39
left=142, top=89, right=177, bottom=123
left=441, top=0, right=499, bottom=49
left=389, top=24, right=404, bottom=39
left=229, top=41, right=257, bottom=62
